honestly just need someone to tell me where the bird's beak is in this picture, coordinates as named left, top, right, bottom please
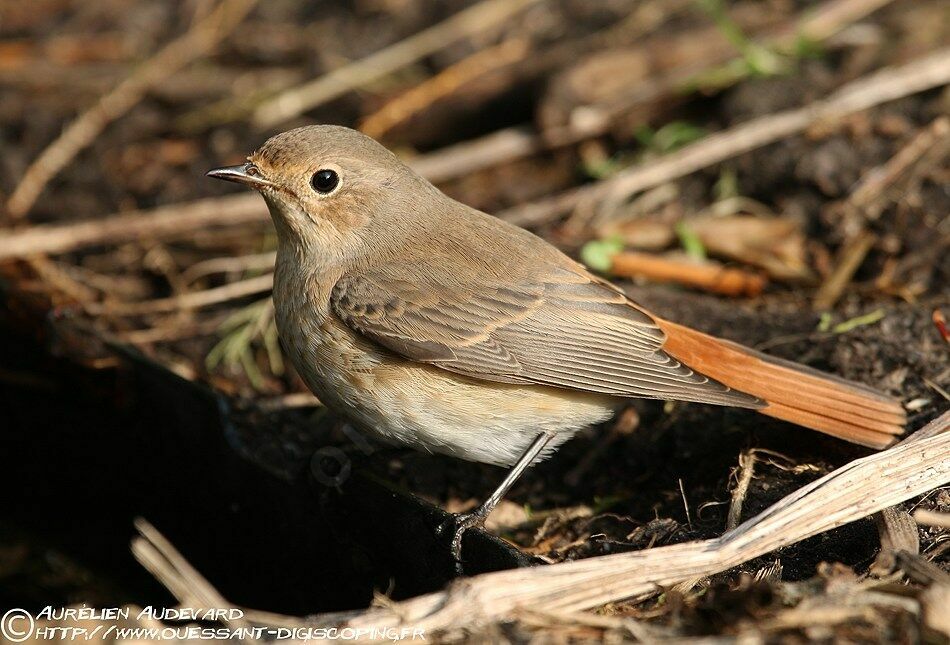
left=206, top=163, right=273, bottom=189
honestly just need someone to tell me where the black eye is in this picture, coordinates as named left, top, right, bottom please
left=311, top=169, right=339, bottom=194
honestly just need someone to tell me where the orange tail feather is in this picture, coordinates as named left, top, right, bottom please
left=656, top=319, right=905, bottom=449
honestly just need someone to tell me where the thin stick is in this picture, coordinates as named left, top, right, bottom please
left=813, top=230, right=877, bottom=310
left=845, top=116, right=950, bottom=220
left=252, top=0, right=544, bottom=128
left=408, top=125, right=546, bottom=185
left=610, top=252, right=767, bottom=297
left=500, top=47, right=950, bottom=227
left=4, top=47, right=944, bottom=262
left=88, top=273, right=274, bottom=316
left=5, top=0, right=259, bottom=219
left=0, top=194, right=267, bottom=261
left=727, top=450, right=757, bottom=531
left=180, top=251, right=278, bottom=285
left=678, top=478, right=693, bottom=531
left=118, top=318, right=228, bottom=345
left=131, top=519, right=257, bottom=642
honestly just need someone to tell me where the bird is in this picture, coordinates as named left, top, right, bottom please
left=208, top=125, right=905, bottom=569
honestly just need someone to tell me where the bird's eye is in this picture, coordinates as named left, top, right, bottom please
left=311, top=169, right=339, bottom=194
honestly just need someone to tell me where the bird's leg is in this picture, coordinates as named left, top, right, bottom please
left=438, top=431, right=555, bottom=574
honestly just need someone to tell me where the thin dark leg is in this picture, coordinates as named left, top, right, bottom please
left=439, top=431, right=555, bottom=574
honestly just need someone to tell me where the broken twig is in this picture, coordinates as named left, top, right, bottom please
left=813, top=230, right=877, bottom=310
left=610, top=252, right=767, bottom=297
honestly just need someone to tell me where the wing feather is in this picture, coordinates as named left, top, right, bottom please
left=331, top=262, right=762, bottom=408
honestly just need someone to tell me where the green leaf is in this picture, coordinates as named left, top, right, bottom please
left=581, top=155, right=623, bottom=180
left=655, top=121, right=707, bottom=152
left=793, top=32, right=825, bottom=59
left=696, top=0, right=787, bottom=78
left=580, top=237, right=625, bottom=273
left=634, top=124, right=656, bottom=148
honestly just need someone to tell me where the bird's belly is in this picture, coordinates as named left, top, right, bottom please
left=280, top=312, right=616, bottom=466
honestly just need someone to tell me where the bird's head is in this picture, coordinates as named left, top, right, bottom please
left=208, top=125, right=437, bottom=267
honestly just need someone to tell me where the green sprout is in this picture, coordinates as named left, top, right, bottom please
left=675, top=221, right=707, bottom=260
left=581, top=236, right=626, bottom=273
left=832, top=309, right=886, bottom=334
left=636, top=121, right=707, bottom=154
left=816, top=309, right=886, bottom=334
left=696, top=0, right=786, bottom=77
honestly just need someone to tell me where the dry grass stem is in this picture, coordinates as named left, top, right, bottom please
left=181, top=252, right=278, bottom=285
left=131, top=519, right=258, bottom=642
left=845, top=116, right=950, bottom=220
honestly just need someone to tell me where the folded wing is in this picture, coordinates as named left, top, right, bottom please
left=331, top=262, right=762, bottom=408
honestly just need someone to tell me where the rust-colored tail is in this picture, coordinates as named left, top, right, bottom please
left=657, top=319, right=905, bottom=449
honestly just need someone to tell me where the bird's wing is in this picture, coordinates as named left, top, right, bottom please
left=330, top=260, right=761, bottom=407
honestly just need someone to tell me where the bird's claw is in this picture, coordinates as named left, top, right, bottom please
left=436, top=508, right=489, bottom=575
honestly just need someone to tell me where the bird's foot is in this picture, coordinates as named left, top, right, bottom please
left=436, top=506, right=490, bottom=576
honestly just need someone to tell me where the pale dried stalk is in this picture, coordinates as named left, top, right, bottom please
left=408, top=125, right=544, bottom=185
left=500, top=47, right=950, bottom=227
left=846, top=116, right=950, bottom=220
left=913, top=509, right=950, bottom=529
left=6, top=0, right=259, bottom=219
left=726, top=450, right=757, bottom=531
left=3, top=46, right=945, bottom=265
left=876, top=507, right=920, bottom=554
left=814, top=117, right=949, bottom=309
left=252, top=0, right=544, bottom=128
left=336, top=412, right=949, bottom=634
left=131, top=519, right=257, bottom=640
left=6, top=46, right=944, bottom=262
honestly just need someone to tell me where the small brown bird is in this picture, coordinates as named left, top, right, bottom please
left=209, top=125, right=905, bottom=567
